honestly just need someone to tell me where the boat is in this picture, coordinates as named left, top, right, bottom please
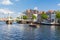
left=29, top=23, right=37, bottom=27
left=40, top=22, right=60, bottom=26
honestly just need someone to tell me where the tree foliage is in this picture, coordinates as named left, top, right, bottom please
left=56, top=10, right=60, bottom=19
left=32, top=14, right=37, bottom=19
left=41, top=12, right=48, bottom=19
left=22, top=15, right=28, bottom=20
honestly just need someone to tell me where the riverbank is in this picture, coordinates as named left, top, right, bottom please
left=0, top=20, right=60, bottom=26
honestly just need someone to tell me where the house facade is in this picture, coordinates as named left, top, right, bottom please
left=37, top=11, right=43, bottom=23
left=25, top=9, right=39, bottom=22
left=46, top=10, right=56, bottom=24
left=24, top=9, right=58, bottom=24
left=37, top=10, right=56, bottom=24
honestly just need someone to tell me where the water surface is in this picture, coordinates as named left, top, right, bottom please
left=0, top=22, right=60, bottom=40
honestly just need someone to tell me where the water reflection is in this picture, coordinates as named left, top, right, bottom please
left=55, top=26, right=60, bottom=40
left=0, top=23, right=60, bottom=40
left=50, top=26, right=56, bottom=40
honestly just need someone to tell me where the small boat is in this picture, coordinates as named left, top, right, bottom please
left=29, top=23, right=37, bottom=27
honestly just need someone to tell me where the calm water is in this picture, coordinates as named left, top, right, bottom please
left=0, top=22, right=60, bottom=40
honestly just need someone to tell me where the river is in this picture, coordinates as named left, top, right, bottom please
left=0, top=22, right=60, bottom=40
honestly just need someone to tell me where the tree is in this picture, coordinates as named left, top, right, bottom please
left=22, top=15, right=28, bottom=20
left=41, top=12, right=48, bottom=19
left=56, top=10, right=60, bottom=19
left=32, top=14, right=37, bottom=20
left=56, top=10, right=60, bottom=23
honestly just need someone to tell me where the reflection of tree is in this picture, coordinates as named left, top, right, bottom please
left=55, top=26, right=60, bottom=38
left=56, top=26, right=60, bottom=30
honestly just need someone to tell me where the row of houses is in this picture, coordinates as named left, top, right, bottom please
left=37, top=10, right=56, bottom=24
left=23, top=9, right=59, bottom=24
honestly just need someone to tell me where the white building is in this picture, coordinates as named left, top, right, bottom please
left=33, top=14, right=38, bottom=22
left=37, top=10, right=56, bottom=24
left=46, top=10, right=56, bottom=24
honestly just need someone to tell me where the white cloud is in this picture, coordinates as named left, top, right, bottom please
left=0, top=0, right=13, bottom=5
left=57, top=3, right=60, bottom=6
left=0, top=9, right=14, bottom=14
left=34, top=7, right=38, bottom=10
left=18, top=12, right=25, bottom=16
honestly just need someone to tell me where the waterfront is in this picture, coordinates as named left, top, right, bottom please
left=0, top=22, right=60, bottom=40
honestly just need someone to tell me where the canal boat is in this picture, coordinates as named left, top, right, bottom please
left=40, top=22, right=60, bottom=26
left=29, top=23, right=37, bottom=27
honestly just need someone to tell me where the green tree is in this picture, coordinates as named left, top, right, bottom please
left=22, top=15, right=28, bottom=20
left=32, top=14, right=37, bottom=20
left=56, top=10, right=60, bottom=19
left=56, top=10, right=60, bottom=23
left=41, top=12, right=48, bottom=19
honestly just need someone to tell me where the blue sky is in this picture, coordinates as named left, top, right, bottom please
left=0, top=0, right=60, bottom=18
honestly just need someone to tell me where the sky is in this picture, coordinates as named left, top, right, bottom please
left=0, top=0, right=60, bottom=18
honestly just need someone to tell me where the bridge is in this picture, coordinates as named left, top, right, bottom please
left=0, top=18, right=33, bottom=24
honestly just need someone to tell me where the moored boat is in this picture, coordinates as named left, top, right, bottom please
left=29, top=23, right=37, bottom=27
